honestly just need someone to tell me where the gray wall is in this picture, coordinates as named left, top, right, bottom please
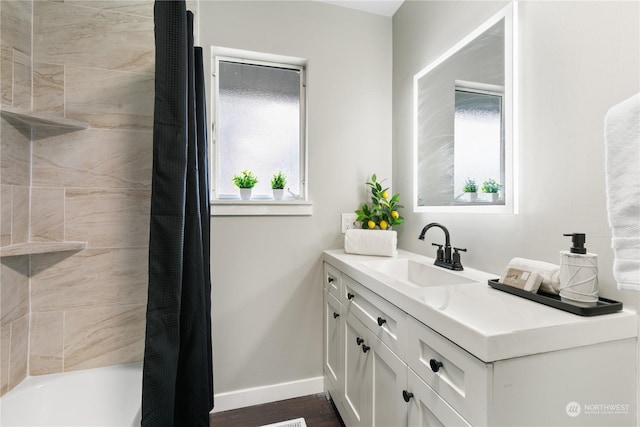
left=199, top=1, right=392, bottom=395
left=393, top=0, right=640, bottom=408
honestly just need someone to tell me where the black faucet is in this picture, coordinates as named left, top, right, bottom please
left=418, top=223, right=466, bottom=271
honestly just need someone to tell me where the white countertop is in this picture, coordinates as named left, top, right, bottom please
left=324, top=249, right=638, bottom=363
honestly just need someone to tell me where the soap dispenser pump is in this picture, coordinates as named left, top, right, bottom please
left=559, top=233, right=599, bottom=307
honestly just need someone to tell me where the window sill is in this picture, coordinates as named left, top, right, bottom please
left=210, top=200, right=313, bottom=216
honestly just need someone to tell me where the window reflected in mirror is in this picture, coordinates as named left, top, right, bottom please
left=454, top=84, right=504, bottom=204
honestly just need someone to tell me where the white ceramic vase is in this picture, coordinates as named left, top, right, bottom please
left=272, top=189, right=284, bottom=200
left=240, top=188, right=252, bottom=200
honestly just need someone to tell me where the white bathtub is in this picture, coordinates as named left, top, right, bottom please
left=1, top=362, right=142, bottom=427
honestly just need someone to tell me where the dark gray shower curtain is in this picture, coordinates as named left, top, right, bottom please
left=142, top=1, right=213, bottom=426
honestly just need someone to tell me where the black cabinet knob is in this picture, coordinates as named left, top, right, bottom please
left=402, top=390, right=414, bottom=402
left=377, top=317, right=387, bottom=327
left=328, top=277, right=335, bottom=283
left=362, top=344, right=370, bottom=353
left=356, top=337, right=364, bottom=346
left=333, top=312, right=340, bottom=319
left=347, top=293, right=355, bottom=300
left=430, top=358, right=444, bottom=373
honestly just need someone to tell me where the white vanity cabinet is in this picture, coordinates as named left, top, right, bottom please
left=323, top=252, right=638, bottom=427
left=324, top=263, right=409, bottom=427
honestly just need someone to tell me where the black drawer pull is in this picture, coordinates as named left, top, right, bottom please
left=361, top=344, right=370, bottom=353
left=430, top=358, right=444, bottom=373
left=347, top=293, right=355, bottom=300
left=402, top=390, right=414, bottom=402
left=377, top=317, right=387, bottom=327
left=328, top=277, right=335, bottom=284
left=356, top=337, right=364, bottom=346
left=333, top=312, right=340, bottom=319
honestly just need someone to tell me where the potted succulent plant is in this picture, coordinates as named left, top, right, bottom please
left=355, top=174, right=404, bottom=230
left=481, top=178, right=502, bottom=202
left=463, top=178, right=478, bottom=201
left=232, top=169, right=258, bottom=200
left=271, top=171, right=287, bottom=200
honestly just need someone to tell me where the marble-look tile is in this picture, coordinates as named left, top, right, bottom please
left=31, top=248, right=148, bottom=313
left=1, top=45, right=13, bottom=107
left=0, top=0, right=32, bottom=55
left=8, top=314, right=28, bottom=391
left=11, top=49, right=31, bottom=110
left=0, top=256, right=29, bottom=324
left=65, top=188, right=151, bottom=248
left=1, top=116, right=31, bottom=186
left=31, top=187, right=64, bottom=242
left=30, top=311, right=64, bottom=375
left=33, top=62, right=65, bottom=116
left=66, top=0, right=153, bottom=18
left=10, top=185, right=29, bottom=244
left=32, top=128, right=153, bottom=190
left=10, top=186, right=28, bottom=244
left=63, top=304, right=146, bottom=371
left=1, top=185, right=11, bottom=246
left=34, top=1, right=154, bottom=73
left=65, top=66, right=154, bottom=129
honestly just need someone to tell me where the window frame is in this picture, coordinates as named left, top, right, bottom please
left=210, top=48, right=309, bottom=214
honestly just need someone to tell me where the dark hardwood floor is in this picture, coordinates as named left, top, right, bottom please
left=209, top=394, right=345, bottom=427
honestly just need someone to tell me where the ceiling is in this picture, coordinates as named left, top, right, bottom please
left=316, top=0, right=404, bottom=17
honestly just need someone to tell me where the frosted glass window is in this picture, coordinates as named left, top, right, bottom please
left=453, top=89, right=504, bottom=204
left=215, top=59, right=304, bottom=199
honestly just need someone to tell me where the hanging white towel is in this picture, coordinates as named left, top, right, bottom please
left=604, top=93, right=640, bottom=291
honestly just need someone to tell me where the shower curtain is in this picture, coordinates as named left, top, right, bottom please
left=142, top=1, right=213, bottom=426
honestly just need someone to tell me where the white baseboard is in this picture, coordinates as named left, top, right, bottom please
left=211, top=376, right=325, bottom=413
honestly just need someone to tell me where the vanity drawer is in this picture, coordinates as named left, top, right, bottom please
left=407, top=368, right=471, bottom=427
left=324, top=262, right=342, bottom=300
left=343, top=274, right=407, bottom=359
left=407, top=316, right=490, bottom=426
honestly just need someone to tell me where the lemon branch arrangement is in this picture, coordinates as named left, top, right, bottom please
left=355, top=174, right=404, bottom=230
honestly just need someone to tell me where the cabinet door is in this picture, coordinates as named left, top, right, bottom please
left=324, top=290, right=343, bottom=397
left=406, top=369, right=471, bottom=427
left=343, top=311, right=372, bottom=427
left=371, top=336, right=408, bottom=427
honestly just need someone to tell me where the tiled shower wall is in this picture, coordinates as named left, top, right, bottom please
left=1, top=0, right=200, bottom=396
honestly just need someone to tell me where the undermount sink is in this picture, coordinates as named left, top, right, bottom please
left=362, top=258, right=479, bottom=287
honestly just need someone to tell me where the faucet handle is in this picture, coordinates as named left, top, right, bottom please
left=431, top=243, right=444, bottom=262
left=452, top=247, right=466, bottom=270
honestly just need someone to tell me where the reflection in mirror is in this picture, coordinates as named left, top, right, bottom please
left=454, top=83, right=504, bottom=203
left=414, top=3, right=516, bottom=213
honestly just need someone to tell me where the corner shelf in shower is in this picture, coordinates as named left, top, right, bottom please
left=0, top=241, right=87, bottom=257
left=0, top=107, right=89, bottom=130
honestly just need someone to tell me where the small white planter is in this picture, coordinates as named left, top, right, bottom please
left=466, top=192, right=478, bottom=202
left=489, top=192, right=499, bottom=202
left=240, top=188, right=252, bottom=200
left=272, top=189, right=285, bottom=200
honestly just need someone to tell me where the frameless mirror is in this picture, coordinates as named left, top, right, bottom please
left=414, top=3, right=517, bottom=213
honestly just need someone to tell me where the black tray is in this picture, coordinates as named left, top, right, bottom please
left=488, top=279, right=623, bottom=316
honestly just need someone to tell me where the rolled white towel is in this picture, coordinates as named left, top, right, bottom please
left=505, top=258, right=561, bottom=294
left=344, top=229, right=397, bottom=257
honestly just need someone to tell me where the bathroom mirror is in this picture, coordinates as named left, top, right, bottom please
left=414, top=3, right=517, bottom=213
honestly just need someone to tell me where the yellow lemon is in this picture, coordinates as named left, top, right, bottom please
left=367, top=220, right=376, bottom=229
left=379, top=220, right=388, bottom=230
left=381, top=191, right=389, bottom=199
left=391, top=211, right=399, bottom=219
